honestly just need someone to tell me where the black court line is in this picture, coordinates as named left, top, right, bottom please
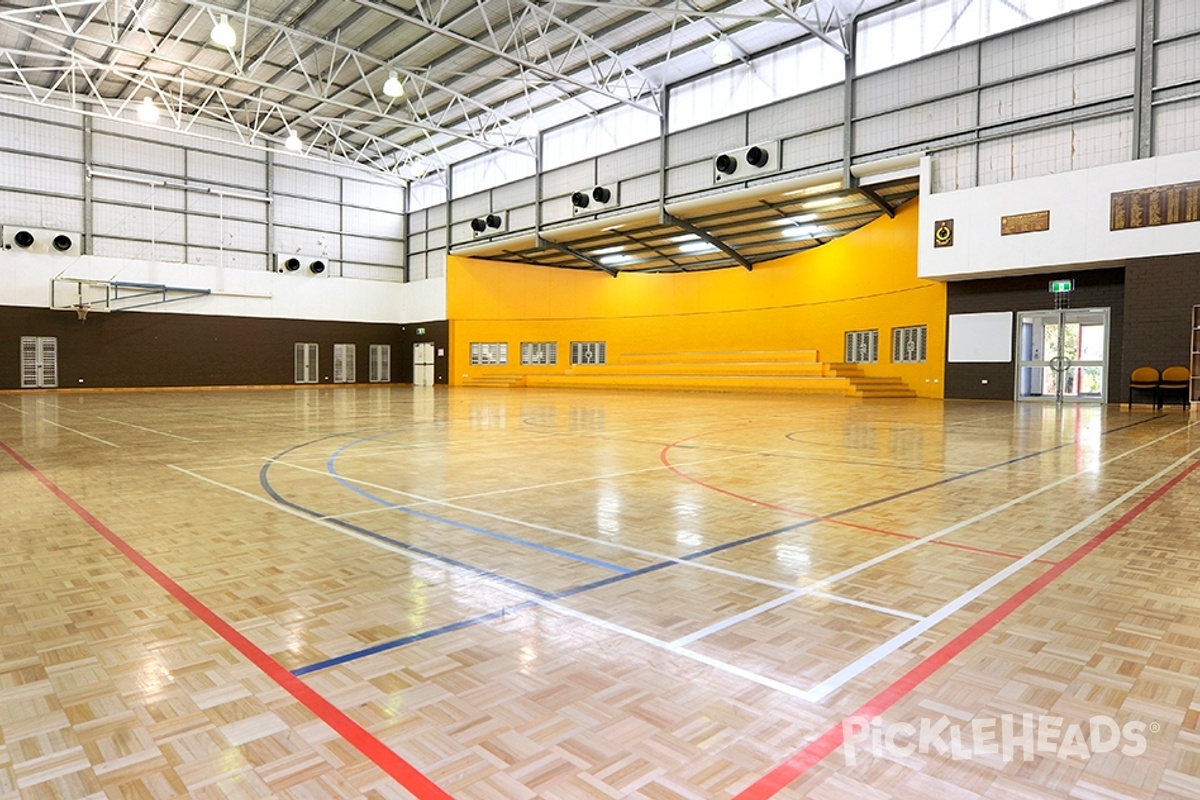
left=282, top=413, right=1168, bottom=675
left=259, top=442, right=561, bottom=601
left=679, top=413, right=1169, bottom=562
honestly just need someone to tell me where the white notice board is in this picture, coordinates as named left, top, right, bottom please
left=947, top=311, right=1013, bottom=363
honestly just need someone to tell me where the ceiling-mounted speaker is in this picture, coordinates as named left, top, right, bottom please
left=713, top=140, right=781, bottom=184
left=572, top=184, right=618, bottom=216
left=1, top=226, right=81, bottom=256
left=309, top=260, right=326, bottom=274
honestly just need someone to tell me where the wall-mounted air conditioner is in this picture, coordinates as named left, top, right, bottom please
left=712, top=141, right=781, bottom=184
left=571, top=185, right=618, bottom=216
left=2, top=226, right=81, bottom=256
left=469, top=212, right=507, bottom=238
left=273, top=253, right=331, bottom=275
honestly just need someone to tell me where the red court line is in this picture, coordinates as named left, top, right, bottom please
left=0, top=441, right=453, bottom=800
left=660, top=436, right=1056, bottom=565
left=733, top=456, right=1200, bottom=800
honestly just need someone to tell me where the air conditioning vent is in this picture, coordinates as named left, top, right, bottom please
left=2, top=226, right=81, bottom=256
left=712, top=141, right=781, bottom=184
left=470, top=212, right=507, bottom=238
left=274, top=253, right=332, bottom=275
left=572, top=185, right=618, bottom=216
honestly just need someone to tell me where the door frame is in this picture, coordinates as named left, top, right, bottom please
left=412, top=341, right=434, bottom=387
left=1014, top=307, right=1110, bottom=404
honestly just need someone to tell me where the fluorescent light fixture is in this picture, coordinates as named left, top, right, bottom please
left=783, top=181, right=841, bottom=197
left=779, top=213, right=817, bottom=226
left=670, top=233, right=700, bottom=243
left=800, top=195, right=843, bottom=209
left=284, top=130, right=302, bottom=152
left=382, top=70, right=404, bottom=98
left=137, top=97, right=160, bottom=123
left=712, top=35, right=734, bottom=66
left=679, top=240, right=718, bottom=254
left=784, top=224, right=822, bottom=238
left=211, top=13, right=236, bottom=48
left=592, top=245, right=626, bottom=256
left=599, top=254, right=631, bottom=265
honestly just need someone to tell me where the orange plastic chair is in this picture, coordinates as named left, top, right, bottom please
left=1128, top=366, right=1159, bottom=408
left=1158, top=366, right=1191, bottom=409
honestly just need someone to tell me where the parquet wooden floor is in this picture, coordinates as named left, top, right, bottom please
left=1, top=387, right=1197, bottom=799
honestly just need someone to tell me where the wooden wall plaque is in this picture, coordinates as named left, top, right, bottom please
left=1000, top=210, right=1050, bottom=236
left=1110, top=180, right=1200, bottom=230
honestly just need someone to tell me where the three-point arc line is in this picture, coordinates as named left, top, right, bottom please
left=6, top=434, right=1195, bottom=800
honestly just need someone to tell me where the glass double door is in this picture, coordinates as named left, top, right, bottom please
left=1016, top=308, right=1109, bottom=403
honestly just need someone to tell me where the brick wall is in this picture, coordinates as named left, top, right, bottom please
left=945, top=269, right=1126, bottom=401
left=1121, top=254, right=1199, bottom=403
left=1, top=307, right=449, bottom=389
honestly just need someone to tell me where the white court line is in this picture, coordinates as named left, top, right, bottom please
left=0, top=401, right=28, bottom=415
left=668, top=421, right=1198, bottom=650
left=41, top=402, right=79, bottom=413
left=272, top=450, right=753, bottom=506
left=43, top=419, right=121, bottom=448
left=267, top=455, right=822, bottom=594
left=803, top=443, right=1200, bottom=702
left=168, top=465, right=811, bottom=700
left=171, top=421, right=1195, bottom=704
left=94, top=415, right=200, bottom=442
left=810, top=593, right=925, bottom=622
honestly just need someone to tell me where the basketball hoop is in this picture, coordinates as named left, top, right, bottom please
left=72, top=304, right=91, bottom=322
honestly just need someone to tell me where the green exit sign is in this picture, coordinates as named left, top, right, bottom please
left=1049, top=279, right=1074, bottom=293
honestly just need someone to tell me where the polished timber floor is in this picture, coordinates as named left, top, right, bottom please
left=1, top=386, right=1198, bottom=800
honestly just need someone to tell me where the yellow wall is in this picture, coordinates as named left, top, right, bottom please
left=447, top=199, right=946, bottom=398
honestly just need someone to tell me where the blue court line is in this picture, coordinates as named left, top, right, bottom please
left=291, top=601, right=538, bottom=676
left=259, top=459, right=560, bottom=600
left=290, top=562, right=679, bottom=676
left=282, top=414, right=1167, bottom=675
left=325, top=438, right=632, bottom=574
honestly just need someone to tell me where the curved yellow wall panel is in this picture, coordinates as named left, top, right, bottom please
left=448, top=199, right=946, bottom=398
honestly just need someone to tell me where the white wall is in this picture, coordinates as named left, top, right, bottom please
left=0, top=95, right=410, bottom=283
left=0, top=251, right=446, bottom=324
left=919, top=150, right=1200, bottom=280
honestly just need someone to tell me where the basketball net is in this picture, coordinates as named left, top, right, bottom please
left=73, top=304, right=90, bottom=322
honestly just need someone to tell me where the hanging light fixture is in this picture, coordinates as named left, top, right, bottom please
left=711, top=34, right=734, bottom=66
left=137, top=96, right=160, bottom=123
left=382, top=70, right=405, bottom=98
left=284, top=129, right=302, bottom=152
left=211, top=13, right=237, bottom=48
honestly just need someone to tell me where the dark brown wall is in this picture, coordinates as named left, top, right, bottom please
left=1121, top=253, right=1199, bottom=391
left=945, top=268, right=1126, bottom=401
left=1, top=306, right=449, bottom=389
